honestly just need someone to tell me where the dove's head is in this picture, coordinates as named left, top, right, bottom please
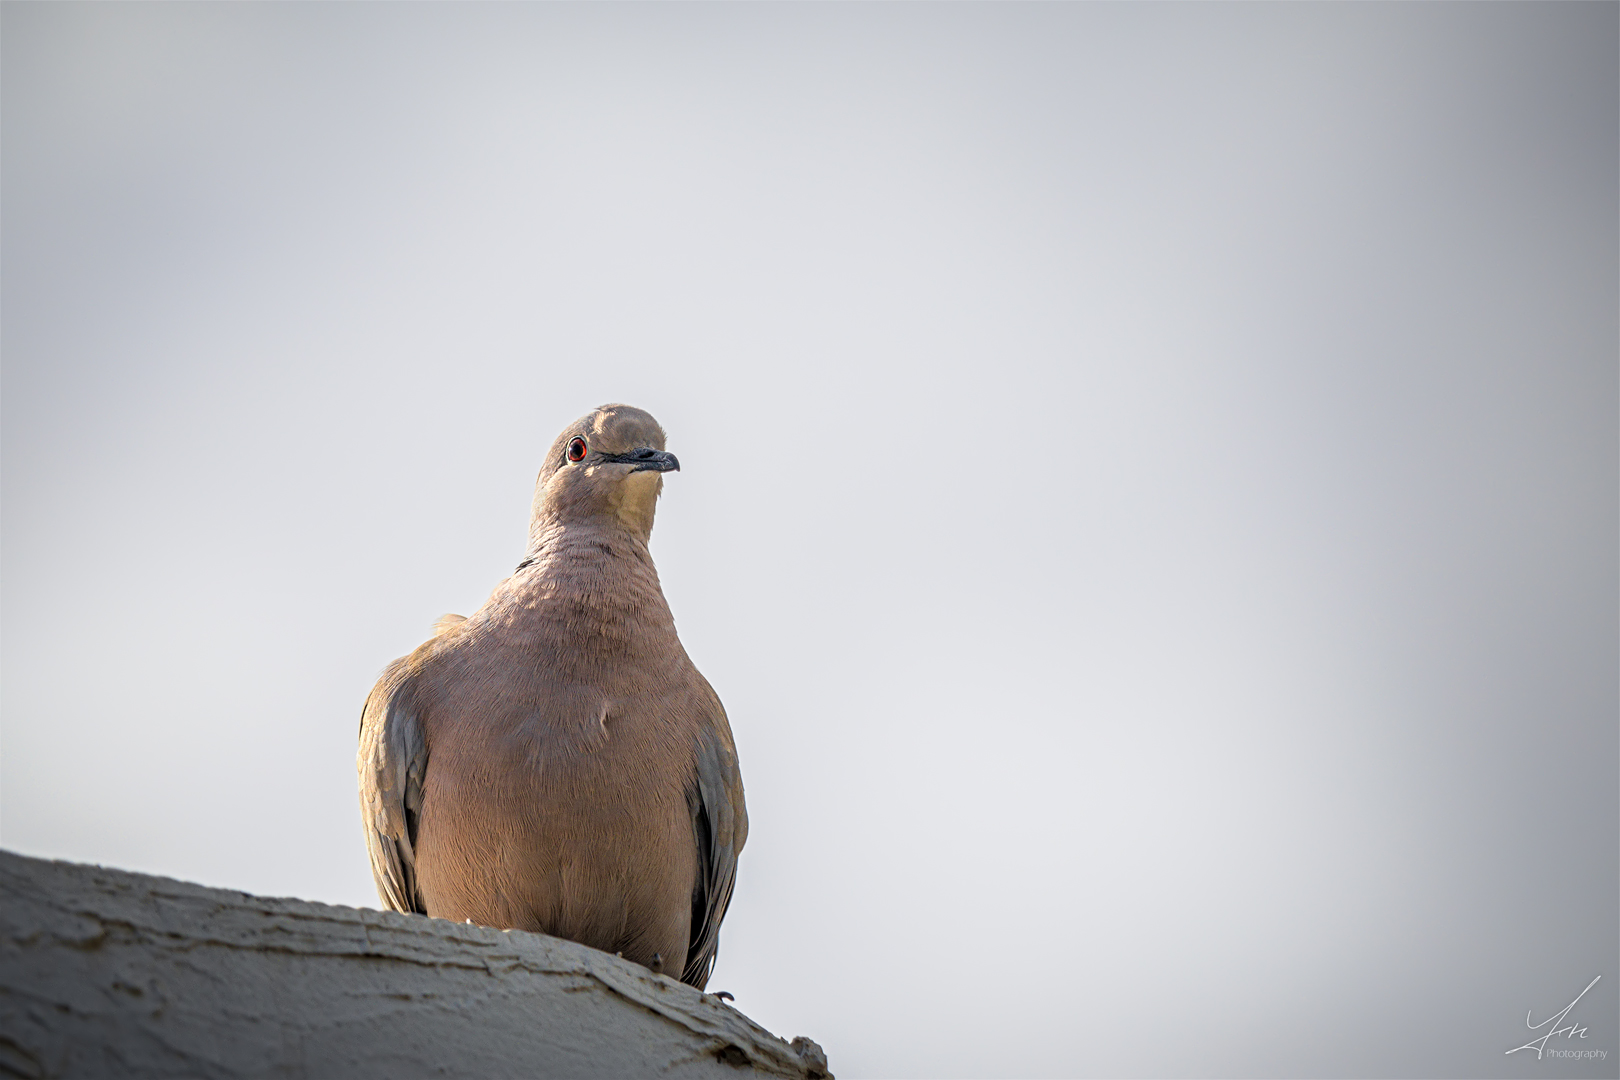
left=531, top=404, right=678, bottom=540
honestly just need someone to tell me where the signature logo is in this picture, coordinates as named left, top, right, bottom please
left=1506, top=975, right=1604, bottom=1061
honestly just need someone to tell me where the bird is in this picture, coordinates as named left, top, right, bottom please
left=357, top=404, right=746, bottom=989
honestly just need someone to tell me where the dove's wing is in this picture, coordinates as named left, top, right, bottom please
left=681, top=677, right=749, bottom=990
left=358, top=657, right=429, bottom=915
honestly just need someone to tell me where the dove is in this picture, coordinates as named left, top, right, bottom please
left=358, top=404, right=745, bottom=988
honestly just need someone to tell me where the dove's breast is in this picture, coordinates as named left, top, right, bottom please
left=408, top=568, right=708, bottom=977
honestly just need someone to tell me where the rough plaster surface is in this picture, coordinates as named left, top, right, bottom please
left=0, top=850, right=830, bottom=1079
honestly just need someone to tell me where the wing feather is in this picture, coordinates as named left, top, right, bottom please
left=357, top=658, right=429, bottom=915
left=681, top=679, right=748, bottom=989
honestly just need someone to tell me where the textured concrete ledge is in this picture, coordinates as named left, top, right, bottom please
left=0, top=850, right=830, bottom=1079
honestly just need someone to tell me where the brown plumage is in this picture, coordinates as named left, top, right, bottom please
left=357, top=404, right=746, bottom=988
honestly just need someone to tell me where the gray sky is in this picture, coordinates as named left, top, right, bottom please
left=3, top=5, right=1615, bottom=1077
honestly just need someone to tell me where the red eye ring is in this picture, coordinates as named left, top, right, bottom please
left=566, top=436, right=588, bottom=463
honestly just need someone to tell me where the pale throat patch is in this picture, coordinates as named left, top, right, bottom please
left=615, top=470, right=664, bottom=529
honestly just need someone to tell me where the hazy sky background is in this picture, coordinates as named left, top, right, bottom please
left=3, top=5, right=1615, bottom=1077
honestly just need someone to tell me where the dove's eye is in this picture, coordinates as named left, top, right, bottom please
left=566, top=437, right=588, bottom=463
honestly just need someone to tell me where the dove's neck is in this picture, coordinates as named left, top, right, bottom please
left=500, top=517, right=677, bottom=647
left=520, top=514, right=655, bottom=572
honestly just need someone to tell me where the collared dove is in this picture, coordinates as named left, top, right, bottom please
left=358, top=404, right=746, bottom=989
